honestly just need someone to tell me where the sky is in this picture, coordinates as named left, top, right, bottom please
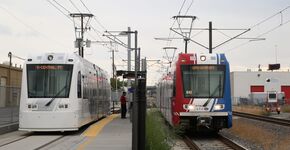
left=0, top=0, right=290, bottom=85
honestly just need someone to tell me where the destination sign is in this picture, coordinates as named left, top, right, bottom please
left=35, top=65, right=64, bottom=70
left=191, top=66, right=216, bottom=70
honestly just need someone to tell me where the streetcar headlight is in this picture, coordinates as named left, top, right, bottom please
left=214, top=104, right=224, bottom=110
left=28, top=104, right=38, bottom=110
left=59, top=104, right=68, bottom=109
left=59, top=104, right=64, bottom=108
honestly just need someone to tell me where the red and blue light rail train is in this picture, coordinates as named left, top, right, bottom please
left=156, top=53, right=232, bottom=132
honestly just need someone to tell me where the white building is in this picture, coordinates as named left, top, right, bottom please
left=230, top=71, right=290, bottom=105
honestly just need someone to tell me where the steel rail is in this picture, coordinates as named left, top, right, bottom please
left=233, top=111, right=290, bottom=127
left=218, top=134, right=247, bottom=150
left=0, top=136, right=29, bottom=147
left=0, top=132, right=33, bottom=147
left=183, top=134, right=246, bottom=150
left=34, top=135, right=65, bottom=150
left=183, top=135, right=200, bottom=150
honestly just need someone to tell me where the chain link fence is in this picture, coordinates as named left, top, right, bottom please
left=0, top=86, right=20, bottom=125
left=232, top=95, right=285, bottom=106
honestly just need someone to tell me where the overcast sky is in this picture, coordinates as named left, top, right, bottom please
left=0, top=0, right=290, bottom=85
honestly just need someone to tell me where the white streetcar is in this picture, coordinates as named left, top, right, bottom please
left=19, top=53, right=111, bottom=131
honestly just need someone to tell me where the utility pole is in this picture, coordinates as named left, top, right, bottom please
left=128, top=27, right=132, bottom=72
left=172, top=15, right=196, bottom=53
left=127, top=27, right=132, bottom=116
left=70, top=13, right=93, bottom=58
left=275, top=45, right=278, bottom=63
left=163, top=47, right=177, bottom=67
left=132, top=30, right=138, bottom=150
left=8, top=52, right=12, bottom=87
left=209, top=21, right=213, bottom=53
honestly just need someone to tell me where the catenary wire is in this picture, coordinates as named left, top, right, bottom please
left=0, top=5, right=69, bottom=49
left=69, top=0, right=82, bottom=13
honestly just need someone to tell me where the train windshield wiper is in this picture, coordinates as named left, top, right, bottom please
left=203, top=85, right=220, bottom=107
left=45, top=85, right=67, bottom=107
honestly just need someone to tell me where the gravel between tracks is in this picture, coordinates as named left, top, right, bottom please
left=220, top=117, right=290, bottom=150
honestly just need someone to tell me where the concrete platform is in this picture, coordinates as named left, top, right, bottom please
left=78, top=114, right=132, bottom=150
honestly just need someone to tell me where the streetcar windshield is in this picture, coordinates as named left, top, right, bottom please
left=181, top=65, right=225, bottom=98
left=27, top=64, right=73, bottom=98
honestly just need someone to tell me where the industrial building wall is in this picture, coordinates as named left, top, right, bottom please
left=0, top=64, right=22, bottom=87
left=0, top=64, right=22, bottom=107
left=231, top=71, right=290, bottom=104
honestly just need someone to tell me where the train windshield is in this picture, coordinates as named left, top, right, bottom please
left=27, top=64, right=73, bottom=98
left=181, top=65, right=225, bottom=98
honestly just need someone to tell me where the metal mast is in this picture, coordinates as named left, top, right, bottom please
left=70, top=13, right=93, bottom=57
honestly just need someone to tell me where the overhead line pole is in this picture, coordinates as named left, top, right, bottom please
left=133, top=30, right=138, bottom=150
left=70, top=13, right=93, bottom=58
left=170, top=28, right=209, bottom=50
left=213, top=28, right=251, bottom=49
left=209, top=22, right=212, bottom=53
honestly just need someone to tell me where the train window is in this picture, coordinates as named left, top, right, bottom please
left=77, top=71, right=82, bottom=98
left=181, top=65, right=225, bottom=98
left=27, top=64, right=73, bottom=98
left=173, top=71, right=176, bottom=96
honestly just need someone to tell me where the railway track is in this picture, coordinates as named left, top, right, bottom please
left=183, top=134, right=246, bottom=150
left=233, top=111, right=290, bottom=127
left=0, top=132, right=65, bottom=150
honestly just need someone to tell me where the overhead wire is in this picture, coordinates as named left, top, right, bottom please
left=78, top=0, right=127, bottom=53
left=46, top=0, right=72, bottom=21
left=51, top=0, right=71, bottom=14
left=0, top=4, right=69, bottom=49
left=160, top=0, right=195, bottom=72
left=47, top=0, right=111, bottom=50
left=69, top=0, right=82, bottom=13
left=79, top=0, right=107, bottom=31
left=224, top=5, right=290, bottom=53
left=166, top=0, right=187, bottom=46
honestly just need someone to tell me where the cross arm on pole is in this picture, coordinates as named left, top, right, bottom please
left=170, top=28, right=209, bottom=50
left=213, top=28, right=251, bottom=49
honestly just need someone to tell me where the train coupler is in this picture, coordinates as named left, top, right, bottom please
left=197, top=116, right=212, bottom=127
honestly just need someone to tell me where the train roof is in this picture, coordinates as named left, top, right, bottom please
left=176, top=53, right=227, bottom=65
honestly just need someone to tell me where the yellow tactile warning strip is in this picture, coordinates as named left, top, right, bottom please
left=77, top=114, right=118, bottom=150
left=83, top=114, right=118, bottom=137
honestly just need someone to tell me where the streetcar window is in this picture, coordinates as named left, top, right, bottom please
left=27, top=64, right=73, bottom=98
left=181, top=65, right=225, bottom=98
left=77, top=71, right=82, bottom=98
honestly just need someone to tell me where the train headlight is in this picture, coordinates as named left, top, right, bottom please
left=200, top=55, right=206, bottom=61
left=214, top=104, right=224, bottom=111
left=184, top=104, right=195, bottom=111
left=188, top=105, right=195, bottom=110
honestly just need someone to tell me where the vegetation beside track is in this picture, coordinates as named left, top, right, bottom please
left=282, top=105, right=290, bottom=113
left=233, top=105, right=270, bottom=116
left=146, top=109, right=176, bottom=150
